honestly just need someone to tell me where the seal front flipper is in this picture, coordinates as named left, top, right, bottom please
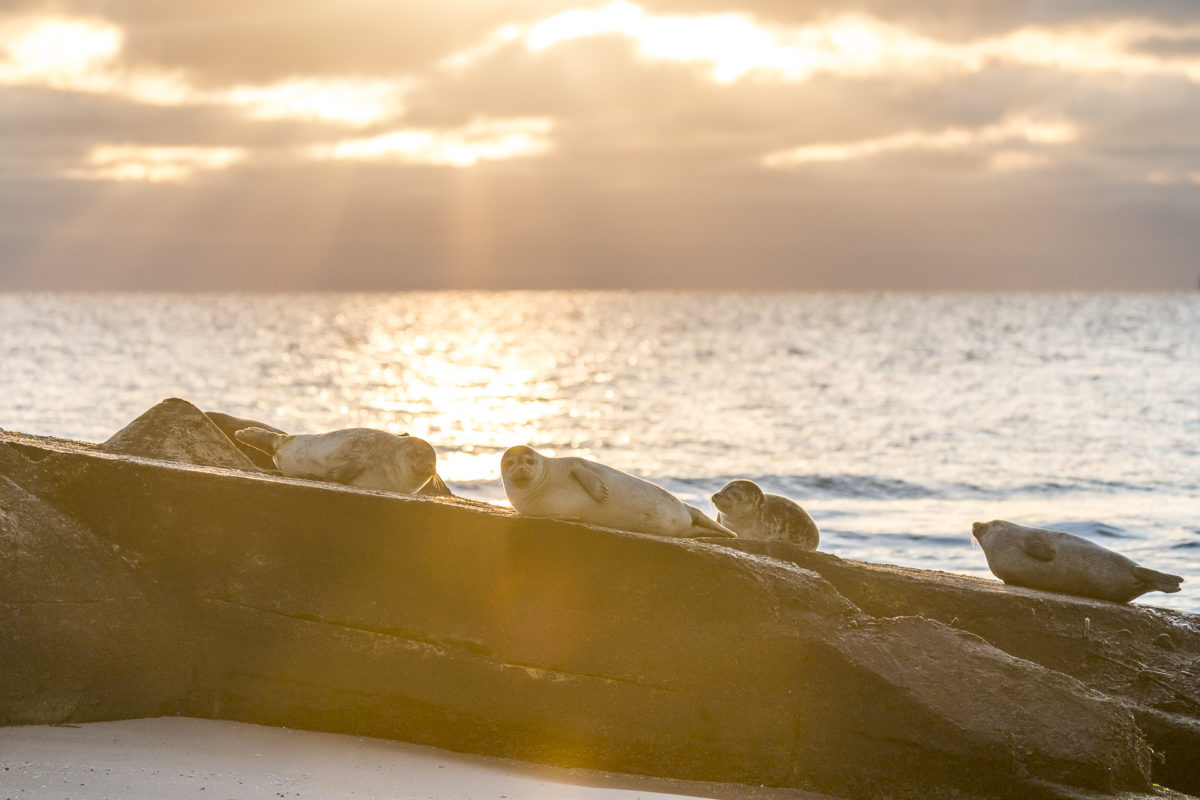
left=687, top=505, right=737, bottom=538
left=1020, top=532, right=1057, bottom=561
left=569, top=461, right=610, bottom=503
left=326, top=456, right=368, bottom=485
left=1133, top=566, right=1183, bottom=593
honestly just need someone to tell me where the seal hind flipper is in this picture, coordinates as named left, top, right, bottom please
left=1020, top=533, right=1057, bottom=561
left=205, top=411, right=286, bottom=437
left=1133, top=566, right=1183, bottom=593
left=205, top=413, right=287, bottom=471
left=234, top=427, right=287, bottom=456
left=687, top=505, right=737, bottom=538
left=569, top=461, right=610, bottom=503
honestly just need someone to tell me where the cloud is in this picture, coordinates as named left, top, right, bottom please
left=3, top=1, right=1200, bottom=290
left=0, top=11, right=409, bottom=126
left=491, top=2, right=1200, bottom=85
left=762, top=115, right=1079, bottom=167
left=63, top=144, right=244, bottom=182
left=639, top=0, right=1200, bottom=39
left=314, top=117, right=554, bottom=167
left=25, top=0, right=570, bottom=84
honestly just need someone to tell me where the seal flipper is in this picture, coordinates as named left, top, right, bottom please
left=326, top=457, right=368, bottom=485
left=687, top=505, right=737, bottom=538
left=234, top=427, right=287, bottom=457
left=569, top=461, right=610, bottom=503
left=208, top=413, right=286, bottom=470
left=1133, top=566, right=1183, bottom=593
left=1020, top=533, right=1057, bottom=561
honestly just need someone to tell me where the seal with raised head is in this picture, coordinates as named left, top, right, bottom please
left=711, top=479, right=819, bottom=549
left=236, top=427, right=438, bottom=496
left=500, top=445, right=735, bottom=539
left=972, top=519, right=1183, bottom=603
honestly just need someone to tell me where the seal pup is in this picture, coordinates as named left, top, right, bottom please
left=972, top=519, right=1183, bottom=603
left=236, top=427, right=438, bottom=496
left=500, top=445, right=735, bottom=539
left=711, top=479, right=819, bottom=549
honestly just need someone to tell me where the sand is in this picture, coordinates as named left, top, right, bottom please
left=0, top=718, right=828, bottom=800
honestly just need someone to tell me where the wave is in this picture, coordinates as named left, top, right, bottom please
left=674, top=474, right=937, bottom=500
left=672, top=473, right=1187, bottom=502
left=822, top=529, right=970, bottom=547
left=1038, top=520, right=1135, bottom=539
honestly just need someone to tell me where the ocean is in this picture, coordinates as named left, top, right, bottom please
left=2, top=291, right=1197, bottom=612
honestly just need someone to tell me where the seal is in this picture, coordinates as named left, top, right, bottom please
left=971, top=519, right=1183, bottom=603
left=711, top=479, right=819, bottom=549
left=500, top=445, right=735, bottom=538
left=211, top=412, right=452, bottom=496
left=235, top=427, right=439, bottom=496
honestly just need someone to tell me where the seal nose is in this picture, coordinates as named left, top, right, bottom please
left=971, top=521, right=985, bottom=539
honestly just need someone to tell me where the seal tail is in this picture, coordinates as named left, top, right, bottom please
left=234, top=427, right=286, bottom=456
left=1133, top=566, right=1184, bottom=594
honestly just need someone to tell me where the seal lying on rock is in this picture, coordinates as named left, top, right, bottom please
left=972, top=519, right=1183, bottom=603
left=500, top=445, right=735, bottom=538
left=236, top=427, right=439, bottom=496
left=209, top=411, right=452, bottom=496
left=711, top=479, right=819, bottom=549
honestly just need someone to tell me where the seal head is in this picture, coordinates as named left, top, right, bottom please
left=712, top=479, right=819, bottom=549
left=499, top=445, right=544, bottom=491
left=972, top=519, right=1183, bottom=603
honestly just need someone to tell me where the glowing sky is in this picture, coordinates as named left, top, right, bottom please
left=2, top=0, right=1199, bottom=289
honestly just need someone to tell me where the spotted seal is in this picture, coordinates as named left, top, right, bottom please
left=711, top=479, right=819, bottom=549
left=971, top=519, right=1183, bottom=603
left=236, top=427, right=439, bottom=496
left=500, top=445, right=735, bottom=538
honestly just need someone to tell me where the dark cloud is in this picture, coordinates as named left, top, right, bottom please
left=1026, top=0, right=1200, bottom=27
left=640, top=0, right=1200, bottom=39
left=1133, top=36, right=1200, bottom=58
left=638, top=0, right=1032, bottom=40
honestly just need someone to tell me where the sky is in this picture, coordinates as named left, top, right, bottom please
left=1, top=0, right=1199, bottom=290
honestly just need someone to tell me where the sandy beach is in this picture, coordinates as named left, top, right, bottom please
left=0, top=718, right=828, bottom=800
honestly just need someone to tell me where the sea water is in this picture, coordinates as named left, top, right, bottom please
left=2, top=292, right=1197, bottom=611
